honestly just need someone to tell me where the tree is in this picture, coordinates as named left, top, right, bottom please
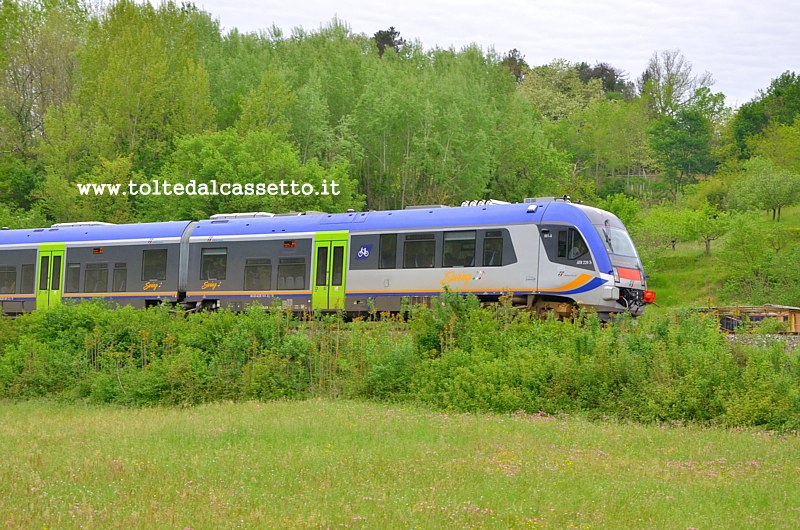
left=491, top=92, right=571, bottom=200
left=501, top=48, right=527, bottom=83
left=595, top=193, right=639, bottom=229
left=352, top=51, right=421, bottom=208
left=288, top=73, right=335, bottom=164
left=683, top=201, right=729, bottom=255
left=634, top=201, right=727, bottom=256
left=730, top=157, right=800, bottom=221
left=682, top=175, right=731, bottom=211
left=0, top=155, right=39, bottom=209
left=138, top=128, right=364, bottom=221
left=649, top=106, right=715, bottom=199
left=689, top=86, right=728, bottom=125
left=638, top=49, right=714, bottom=116
left=748, top=121, right=800, bottom=175
left=555, top=97, right=651, bottom=196
left=730, top=71, right=800, bottom=158
left=0, top=0, right=86, bottom=159
left=76, top=0, right=216, bottom=174
left=170, top=59, right=216, bottom=137
left=237, top=67, right=295, bottom=133
left=35, top=102, right=116, bottom=198
left=577, top=61, right=634, bottom=99
left=0, top=202, right=47, bottom=229
left=373, top=26, right=405, bottom=58
left=351, top=44, right=508, bottom=209
left=204, top=29, right=273, bottom=129
left=285, top=18, right=372, bottom=126
left=37, top=154, right=139, bottom=224
left=519, top=59, right=603, bottom=121
left=632, top=205, right=691, bottom=253
left=718, top=214, right=800, bottom=304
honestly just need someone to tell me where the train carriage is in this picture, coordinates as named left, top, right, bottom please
left=0, top=221, right=191, bottom=312
left=0, top=198, right=654, bottom=318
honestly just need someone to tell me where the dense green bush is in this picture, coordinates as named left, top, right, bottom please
left=1, top=299, right=799, bottom=429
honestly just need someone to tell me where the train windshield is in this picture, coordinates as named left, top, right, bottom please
left=595, top=226, right=641, bottom=265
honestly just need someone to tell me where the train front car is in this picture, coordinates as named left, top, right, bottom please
left=589, top=207, right=654, bottom=316
left=537, top=200, right=653, bottom=318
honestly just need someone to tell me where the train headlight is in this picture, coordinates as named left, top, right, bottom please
left=613, top=268, right=620, bottom=283
left=644, top=290, right=656, bottom=304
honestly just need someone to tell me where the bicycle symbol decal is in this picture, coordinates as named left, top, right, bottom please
left=356, top=245, right=372, bottom=259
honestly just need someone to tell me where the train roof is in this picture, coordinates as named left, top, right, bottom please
left=0, top=200, right=627, bottom=246
left=192, top=203, right=531, bottom=236
left=0, top=221, right=192, bottom=246
left=191, top=200, right=620, bottom=237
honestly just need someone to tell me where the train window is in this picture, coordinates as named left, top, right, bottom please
left=379, top=234, right=397, bottom=269
left=278, top=257, right=305, bottom=290
left=65, top=263, right=80, bottom=292
left=113, top=263, right=127, bottom=292
left=483, top=231, right=504, bottom=267
left=84, top=263, right=108, bottom=293
left=50, top=255, right=62, bottom=291
left=20, top=264, right=35, bottom=294
left=444, top=231, right=476, bottom=267
left=142, top=249, right=167, bottom=281
left=200, top=248, right=227, bottom=280
left=557, top=228, right=589, bottom=260
left=244, top=259, right=272, bottom=291
left=332, top=246, right=344, bottom=286
left=38, top=256, right=49, bottom=291
left=315, top=246, right=328, bottom=286
left=540, top=225, right=594, bottom=271
left=403, top=233, right=435, bottom=268
left=0, top=266, right=15, bottom=294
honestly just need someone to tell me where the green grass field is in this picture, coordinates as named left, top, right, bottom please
left=2, top=399, right=799, bottom=529
left=647, top=248, right=723, bottom=308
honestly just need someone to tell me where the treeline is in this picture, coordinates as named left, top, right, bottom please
left=1, top=298, right=798, bottom=430
left=1, top=0, right=798, bottom=225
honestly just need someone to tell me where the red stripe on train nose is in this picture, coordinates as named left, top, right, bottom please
left=617, top=267, right=641, bottom=281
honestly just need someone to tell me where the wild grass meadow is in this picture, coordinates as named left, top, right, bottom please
left=2, top=399, right=800, bottom=529
left=2, top=298, right=800, bottom=527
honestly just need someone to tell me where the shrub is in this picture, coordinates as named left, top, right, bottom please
left=242, top=353, right=307, bottom=400
left=2, top=301, right=800, bottom=429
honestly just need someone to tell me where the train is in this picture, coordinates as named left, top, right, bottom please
left=0, top=197, right=654, bottom=319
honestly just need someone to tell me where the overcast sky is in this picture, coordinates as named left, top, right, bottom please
left=194, top=0, right=799, bottom=107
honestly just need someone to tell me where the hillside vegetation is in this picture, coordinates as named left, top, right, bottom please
left=638, top=204, right=800, bottom=308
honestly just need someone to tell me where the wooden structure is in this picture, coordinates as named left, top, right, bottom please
left=699, top=305, right=800, bottom=334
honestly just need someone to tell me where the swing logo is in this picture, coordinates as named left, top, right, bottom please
left=440, top=270, right=484, bottom=288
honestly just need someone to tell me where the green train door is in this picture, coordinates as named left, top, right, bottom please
left=35, top=243, right=65, bottom=309
left=312, top=231, right=348, bottom=311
